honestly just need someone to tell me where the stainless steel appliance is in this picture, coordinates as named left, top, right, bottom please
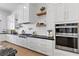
left=55, top=23, right=79, bottom=53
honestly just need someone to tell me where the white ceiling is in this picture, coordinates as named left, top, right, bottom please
left=0, top=3, right=21, bottom=13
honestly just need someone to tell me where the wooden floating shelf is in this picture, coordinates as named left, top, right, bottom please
left=36, top=11, right=47, bottom=16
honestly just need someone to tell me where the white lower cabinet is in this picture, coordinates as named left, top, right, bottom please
left=7, top=35, right=12, bottom=42
left=0, top=34, right=7, bottom=41
left=27, top=37, right=54, bottom=56
left=7, top=35, right=54, bottom=56
left=7, top=35, right=18, bottom=44
left=39, top=39, right=54, bottom=55
left=19, top=37, right=27, bottom=47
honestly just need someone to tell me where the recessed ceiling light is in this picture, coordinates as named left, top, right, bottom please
left=24, top=6, right=26, bottom=8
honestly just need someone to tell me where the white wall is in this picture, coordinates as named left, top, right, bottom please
left=29, top=3, right=47, bottom=36
left=29, top=3, right=56, bottom=36
left=29, top=3, right=47, bottom=23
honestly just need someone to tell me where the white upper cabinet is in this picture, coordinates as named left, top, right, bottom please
left=7, top=13, right=15, bottom=30
left=66, top=4, right=79, bottom=22
left=55, top=3, right=79, bottom=23
left=16, top=4, right=29, bottom=23
left=0, top=15, right=7, bottom=33
left=55, top=4, right=65, bottom=23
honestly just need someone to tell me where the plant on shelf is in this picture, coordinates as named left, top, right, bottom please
left=36, top=6, right=47, bottom=16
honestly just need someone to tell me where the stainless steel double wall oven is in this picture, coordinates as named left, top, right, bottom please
left=55, top=23, right=79, bottom=53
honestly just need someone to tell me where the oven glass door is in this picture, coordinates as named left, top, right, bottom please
left=56, top=36, right=78, bottom=49
left=56, top=28, right=77, bottom=33
left=56, top=28, right=65, bottom=33
left=65, top=28, right=77, bottom=33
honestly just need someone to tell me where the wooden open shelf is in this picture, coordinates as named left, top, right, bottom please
left=36, top=11, right=47, bottom=16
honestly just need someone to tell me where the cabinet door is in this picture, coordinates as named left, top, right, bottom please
left=66, top=4, right=79, bottom=22
left=26, top=37, right=42, bottom=52
left=19, top=37, right=27, bottom=47
left=45, top=40, right=55, bottom=55
left=6, top=35, right=11, bottom=42
left=0, top=34, right=6, bottom=41
left=23, top=4, right=29, bottom=22
left=8, top=35, right=13, bottom=42
left=24, top=37, right=30, bottom=48
left=38, top=39, right=54, bottom=55
left=30, top=38, right=41, bottom=51
left=9, top=35, right=17, bottom=44
left=13, top=35, right=19, bottom=44
left=7, top=14, right=15, bottom=29
left=26, top=37, right=37, bottom=50
left=17, top=4, right=29, bottom=23
left=17, top=6, right=24, bottom=23
left=15, top=36, right=24, bottom=46
left=55, top=4, right=64, bottom=23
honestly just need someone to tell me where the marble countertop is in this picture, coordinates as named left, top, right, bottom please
left=0, top=33, right=54, bottom=40
left=19, top=34, right=54, bottom=40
